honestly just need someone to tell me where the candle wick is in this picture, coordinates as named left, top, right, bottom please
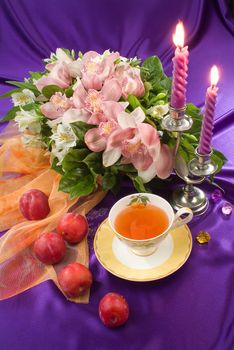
left=211, top=84, right=215, bottom=89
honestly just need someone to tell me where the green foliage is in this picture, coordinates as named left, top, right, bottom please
left=140, top=56, right=171, bottom=95
left=5, top=80, right=39, bottom=95
left=42, top=85, right=64, bottom=99
left=0, top=103, right=39, bottom=123
left=0, top=89, right=23, bottom=98
left=70, top=121, right=96, bottom=141
left=59, top=164, right=95, bottom=199
left=62, top=149, right=90, bottom=172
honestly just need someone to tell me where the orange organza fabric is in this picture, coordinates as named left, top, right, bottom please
left=0, top=136, right=105, bottom=303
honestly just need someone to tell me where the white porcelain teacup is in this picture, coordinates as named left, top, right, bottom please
left=108, top=193, right=193, bottom=256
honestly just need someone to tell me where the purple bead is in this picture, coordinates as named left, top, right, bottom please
left=211, top=189, right=223, bottom=202
left=221, top=202, right=233, bottom=216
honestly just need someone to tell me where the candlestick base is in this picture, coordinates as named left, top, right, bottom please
left=162, top=106, right=193, bottom=132
left=171, top=184, right=209, bottom=215
left=188, top=148, right=218, bottom=176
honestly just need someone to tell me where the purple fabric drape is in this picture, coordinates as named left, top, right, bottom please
left=0, top=1, right=233, bottom=349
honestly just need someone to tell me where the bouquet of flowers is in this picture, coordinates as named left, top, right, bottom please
left=0, top=48, right=226, bottom=198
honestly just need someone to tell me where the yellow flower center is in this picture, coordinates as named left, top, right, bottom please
left=86, top=92, right=101, bottom=113
left=100, top=121, right=115, bottom=136
left=59, top=132, right=71, bottom=142
left=51, top=94, right=68, bottom=109
left=125, top=140, right=141, bottom=154
left=86, top=61, right=97, bottom=73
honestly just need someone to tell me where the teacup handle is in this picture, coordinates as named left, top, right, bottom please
left=171, top=207, right=193, bottom=229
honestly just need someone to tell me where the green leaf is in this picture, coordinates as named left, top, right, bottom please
left=51, top=158, right=64, bottom=175
left=111, top=163, right=136, bottom=173
left=185, top=103, right=203, bottom=136
left=133, top=176, right=149, bottom=192
left=29, top=71, right=44, bottom=80
left=42, top=85, right=63, bottom=99
left=59, top=164, right=95, bottom=199
left=127, top=173, right=149, bottom=193
left=211, top=149, right=227, bottom=173
left=102, top=171, right=117, bottom=191
left=62, top=148, right=90, bottom=172
left=0, top=103, right=39, bottom=123
left=0, top=106, right=19, bottom=122
left=70, top=121, right=96, bottom=141
left=61, top=48, right=75, bottom=59
left=6, top=80, right=39, bottom=95
left=180, top=137, right=196, bottom=154
left=140, top=56, right=164, bottom=89
left=69, top=174, right=95, bottom=199
left=65, top=86, right=74, bottom=98
left=186, top=103, right=201, bottom=118
left=160, top=76, right=172, bottom=93
left=127, top=95, right=146, bottom=113
left=0, top=88, right=22, bottom=98
left=83, top=152, right=104, bottom=176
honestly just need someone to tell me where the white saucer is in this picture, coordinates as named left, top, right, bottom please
left=94, top=219, right=193, bottom=282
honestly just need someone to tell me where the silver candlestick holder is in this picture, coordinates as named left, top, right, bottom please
left=162, top=105, right=193, bottom=132
left=162, top=106, right=218, bottom=215
left=188, top=148, right=218, bottom=176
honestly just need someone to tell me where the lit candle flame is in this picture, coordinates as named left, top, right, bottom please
left=210, top=65, right=219, bottom=86
left=173, top=22, right=185, bottom=48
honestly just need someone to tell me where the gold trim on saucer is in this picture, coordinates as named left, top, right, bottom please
left=94, top=219, right=192, bottom=282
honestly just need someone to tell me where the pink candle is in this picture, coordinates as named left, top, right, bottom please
left=171, top=22, right=189, bottom=110
left=198, top=65, right=219, bottom=155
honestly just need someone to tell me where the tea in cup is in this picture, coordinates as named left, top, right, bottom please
left=108, top=193, right=193, bottom=256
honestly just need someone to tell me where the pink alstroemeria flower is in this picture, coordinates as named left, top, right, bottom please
left=114, top=63, right=145, bottom=99
left=106, top=107, right=173, bottom=182
left=80, top=50, right=119, bottom=90
left=36, top=62, right=72, bottom=92
left=73, top=78, right=124, bottom=124
left=40, top=92, right=72, bottom=119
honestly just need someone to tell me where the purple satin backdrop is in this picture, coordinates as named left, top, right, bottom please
left=0, top=0, right=234, bottom=349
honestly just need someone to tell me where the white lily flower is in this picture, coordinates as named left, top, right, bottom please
left=11, top=89, right=36, bottom=106
left=147, top=104, right=169, bottom=118
left=15, top=109, right=41, bottom=133
left=50, top=123, right=77, bottom=163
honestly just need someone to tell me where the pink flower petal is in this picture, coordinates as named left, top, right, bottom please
left=40, top=102, right=62, bottom=119
left=132, top=149, right=153, bottom=171
left=73, top=80, right=88, bottom=109
left=117, top=107, right=145, bottom=129
left=81, top=51, right=99, bottom=67
left=137, top=123, right=159, bottom=148
left=82, top=73, right=102, bottom=90
left=84, top=128, right=106, bottom=152
left=102, top=147, right=122, bottom=167
left=155, top=144, right=174, bottom=179
left=131, top=107, right=146, bottom=124
left=101, top=79, right=122, bottom=101
left=88, top=113, right=107, bottom=124
left=109, top=128, right=135, bottom=148
left=118, top=111, right=137, bottom=129
left=62, top=108, right=90, bottom=124
left=101, top=101, right=124, bottom=121
left=138, top=162, right=158, bottom=183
